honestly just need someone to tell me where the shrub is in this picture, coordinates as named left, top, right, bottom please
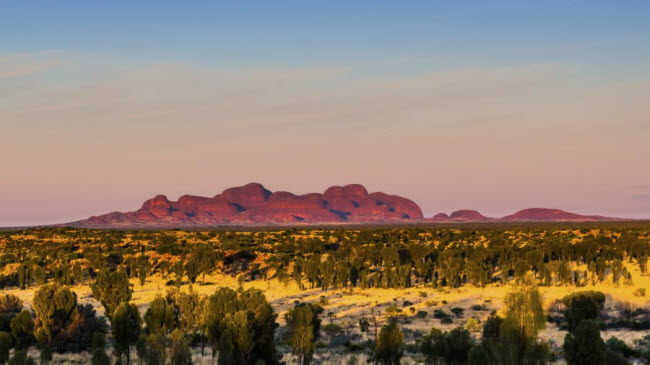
left=440, top=317, right=453, bottom=324
left=605, top=336, right=635, bottom=358
left=433, top=309, right=450, bottom=319
left=561, top=291, right=605, bottom=333
left=375, top=320, right=403, bottom=365
left=10, top=310, right=34, bottom=349
left=634, top=288, right=646, bottom=297
left=416, top=311, right=428, bottom=319
left=464, top=318, right=482, bottom=332
left=0, top=295, right=22, bottom=314
left=451, top=307, right=464, bottom=318
left=0, top=332, right=12, bottom=364
left=385, top=305, right=401, bottom=314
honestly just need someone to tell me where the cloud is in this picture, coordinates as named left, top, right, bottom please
left=0, top=51, right=66, bottom=80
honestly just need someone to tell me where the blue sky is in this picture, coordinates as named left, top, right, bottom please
left=4, top=1, right=650, bottom=70
left=1, top=1, right=650, bottom=225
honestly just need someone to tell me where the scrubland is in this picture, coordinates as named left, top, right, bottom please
left=0, top=223, right=649, bottom=364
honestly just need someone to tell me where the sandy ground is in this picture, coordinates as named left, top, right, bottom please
left=4, top=261, right=650, bottom=364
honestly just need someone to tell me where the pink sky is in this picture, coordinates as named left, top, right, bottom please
left=1, top=54, right=649, bottom=226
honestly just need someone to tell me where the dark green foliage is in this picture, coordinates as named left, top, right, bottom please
left=605, top=336, right=635, bottom=358
left=468, top=344, right=491, bottom=365
left=285, top=303, right=322, bottom=365
left=205, top=287, right=278, bottom=365
left=562, top=291, right=605, bottom=333
left=605, top=349, right=628, bottom=365
left=32, top=284, right=78, bottom=348
left=91, top=348, right=110, bottom=365
left=563, top=320, right=607, bottom=365
left=91, top=270, right=132, bottom=320
left=32, top=284, right=106, bottom=353
left=144, top=296, right=176, bottom=337
left=91, top=332, right=106, bottom=351
left=421, top=327, right=473, bottom=365
left=39, top=346, right=52, bottom=365
left=188, top=245, right=219, bottom=283
left=9, top=310, right=34, bottom=349
left=482, top=312, right=503, bottom=339
left=7, top=350, right=33, bottom=365
left=112, top=303, right=142, bottom=365
left=0, top=332, right=12, bottom=364
left=59, top=304, right=107, bottom=353
left=170, top=329, right=193, bottom=365
left=375, top=320, right=403, bottom=365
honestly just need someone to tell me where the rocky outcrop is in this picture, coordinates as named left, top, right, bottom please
left=502, top=208, right=615, bottom=222
left=76, top=183, right=423, bottom=227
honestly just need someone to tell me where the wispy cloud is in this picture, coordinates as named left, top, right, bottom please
left=0, top=51, right=66, bottom=80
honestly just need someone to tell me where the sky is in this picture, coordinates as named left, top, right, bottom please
left=1, top=1, right=650, bottom=226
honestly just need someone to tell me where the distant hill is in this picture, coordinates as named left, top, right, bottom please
left=71, top=183, right=622, bottom=227
left=73, top=183, right=423, bottom=227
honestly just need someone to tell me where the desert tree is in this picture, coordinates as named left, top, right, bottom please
left=375, top=319, right=403, bottom=365
left=32, top=284, right=78, bottom=348
left=112, top=302, right=142, bottom=365
left=563, top=320, right=606, bottom=365
left=91, top=270, right=132, bottom=320
left=10, top=310, right=34, bottom=349
left=285, top=303, right=322, bottom=365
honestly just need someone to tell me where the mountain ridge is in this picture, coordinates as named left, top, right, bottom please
left=71, top=182, right=622, bottom=227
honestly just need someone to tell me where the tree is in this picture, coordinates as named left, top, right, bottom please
left=204, top=287, right=278, bottom=365
left=10, top=310, right=34, bottom=349
left=173, top=261, right=184, bottom=288
left=33, top=266, right=47, bottom=286
left=563, top=320, right=606, bottom=365
left=17, top=265, right=28, bottom=290
left=168, top=287, right=206, bottom=356
left=112, top=303, right=142, bottom=365
left=189, top=245, right=219, bottom=283
left=32, top=284, right=78, bottom=348
left=144, top=295, right=177, bottom=364
left=468, top=344, right=491, bottom=365
left=72, top=262, right=84, bottom=285
left=39, top=346, right=52, bottom=365
left=137, top=263, right=148, bottom=290
left=91, top=270, right=132, bottom=320
left=91, top=348, right=110, bottom=365
left=375, top=320, right=403, bottom=365
left=421, top=327, right=473, bottom=365
left=0, top=332, right=11, bottom=364
left=499, top=274, right=546, bottom=364
left=170, top=328, right=193, bottom=365
left=562, top=291, right=605, bottom=333
left=285, top=303, right=322, bottom=365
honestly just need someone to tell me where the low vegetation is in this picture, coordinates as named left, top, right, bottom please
left=0, top=223, right=647, bottom=363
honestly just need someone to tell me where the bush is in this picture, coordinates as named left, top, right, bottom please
left=451, top=307, right=464, bottom=318
left=605, top=336, right=636, bottom=358
left=10, top=310, right=34, bottom=349
left=0, top=295, right=22, bottom=314
left=0, top=332, right=12, bottom=364
left=433, top=309, right=450, bottom=319
left=465, top=318, right=482, bottom=332
left=634, top=288, right=646, bottom=297
left=385, top=305, right=401, bottom=314
left=416, top=311, right=428, bottom=319
left=562, top=291, right=605, bottom=333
